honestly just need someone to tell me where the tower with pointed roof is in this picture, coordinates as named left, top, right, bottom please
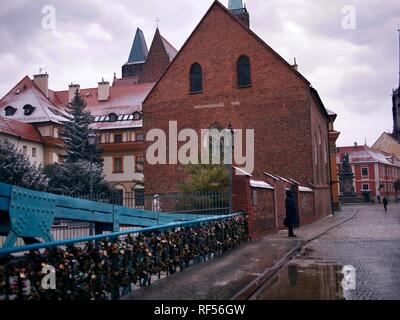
left=122, top=28, right=149, bottom=78
left=393, top=27, right=400, bottom=142
left=228, top=0, right=250, bottom=28
left=139, top=28, right=178, bottom=83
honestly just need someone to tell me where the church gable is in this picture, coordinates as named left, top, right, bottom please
left=144, top=1, right=309, bottom=105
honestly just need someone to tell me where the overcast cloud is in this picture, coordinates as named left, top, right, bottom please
left=0, top=0, right=399, bottom=146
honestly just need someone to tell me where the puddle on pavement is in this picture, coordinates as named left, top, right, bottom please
left=252, top=261, right=347, bottom=300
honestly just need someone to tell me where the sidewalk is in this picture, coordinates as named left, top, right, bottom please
left=122, top=208, right=357, bottom=300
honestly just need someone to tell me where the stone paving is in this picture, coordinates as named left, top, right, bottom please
left=297, top=203, right=400, bottom=300
left=122, top=208, right=357, bottom=300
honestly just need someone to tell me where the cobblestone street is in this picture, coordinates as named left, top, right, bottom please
left=252, top=203, right=400, bottom=300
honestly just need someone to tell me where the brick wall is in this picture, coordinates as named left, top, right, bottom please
left=251, top=188, right=276, bottom=234
left=232, top=174, right=276, bottom=238
left=143, top=2, right=332, bottom=218
left=298, top=191, right=315, bottom=225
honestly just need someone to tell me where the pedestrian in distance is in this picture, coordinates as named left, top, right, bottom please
left=284, top=190, right=298, bottom=238
left=377, top=195, right=381, bottom=204
left=383, top=196, right=389, bottom=211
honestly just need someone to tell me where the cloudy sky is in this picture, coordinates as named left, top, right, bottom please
left=0, top=0, right=399, bottom=146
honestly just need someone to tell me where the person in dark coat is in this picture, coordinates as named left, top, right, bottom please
left=383, top=196, right=389, bottom=211
left=285, top=190, right=298, bottom=238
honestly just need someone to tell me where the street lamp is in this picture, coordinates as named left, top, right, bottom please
left=88, top=132, right=97, bottom=236
left=228, top=123, right=235, bottom=214
left=88, top=132, right=97, bottom=200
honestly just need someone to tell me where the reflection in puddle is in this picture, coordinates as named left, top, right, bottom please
left=253, top=262, right=346, bottom=300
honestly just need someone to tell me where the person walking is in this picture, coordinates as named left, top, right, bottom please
left=377, top=195, right=381, bottom=204
left=383, top=196, right=389, bottom=211
left=285, top=190, right=298, bottom=238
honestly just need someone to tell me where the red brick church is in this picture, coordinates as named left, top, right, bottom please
left=143, top=1, right=333, bottom=218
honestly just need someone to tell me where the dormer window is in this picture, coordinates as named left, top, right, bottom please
left=108, top=113, right=118, bottom=122
left=5, top=106, right=17, bottom=116
left=132, top=111, right=142, bottom=121
left=23, top=104, right=36, bottom=116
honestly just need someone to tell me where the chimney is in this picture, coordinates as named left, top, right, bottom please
left=33, top=73, right=49, bottom=97
left=98, top=78, right=110, bottom=101
left=69, top=83, right=80, bottom=103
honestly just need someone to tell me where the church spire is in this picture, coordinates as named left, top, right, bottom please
left=122, top=28, right=149, bottom=78
left=392, top=27, right=400, bottom=142
left=128, top=28, right=148, bottom=64
left=228, top=0, right=250, bottom=28
left=228, top=0, right=243, bottom=10
left=139, top=28, right=177, bottom=83
left=397, top=26, right=400, bottom=88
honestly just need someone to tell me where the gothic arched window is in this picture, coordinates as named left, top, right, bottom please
left=190, top=63, right=203, bottom=93
left=237, top=55, right=251, bottom=87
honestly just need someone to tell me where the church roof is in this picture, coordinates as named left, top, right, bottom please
left=112, top=76, right=140, bottom=87
left=127, top=28, right=148, bottom=64
left=0, top=115, right=43, bottom=143
left=0, top=76, right=67, bottom=124
left=161, top=35, right=178, bottom=61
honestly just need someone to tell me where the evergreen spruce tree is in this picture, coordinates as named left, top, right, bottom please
left=62, top=89, right=102, bottom=164
left=0, top=140, right=48, bottom=190
left=46, top=89, right=114, bottom=196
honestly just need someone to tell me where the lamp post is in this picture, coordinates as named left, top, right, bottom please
left=88, top=132, right=96, bottom=236
left=228, top=123, right=235, bottom=214
left=88, top=132, right=97, bottom=200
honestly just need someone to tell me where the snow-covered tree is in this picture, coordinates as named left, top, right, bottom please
left=46, top=89, right=114, bottom=196
left=0, top=140, right=48, bottom=190
left=61, top=89, right=102, bottom=164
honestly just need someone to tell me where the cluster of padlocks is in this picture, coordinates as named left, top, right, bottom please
left=0, top=215, right=248, bottom=300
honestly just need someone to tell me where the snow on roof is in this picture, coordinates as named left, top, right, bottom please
left=337, top=145, right=400, bottom=167
left=0, top=76, right=67, bottom=124
left=233, top=166, right=252, bottom=176
left=326, top=108, right=337, bottom=116
left=250, top=179, right=274, bottom=189
left=0, top=76, right=155, bottom=128
left=91, top=120, right=143, bottom=131
left=54, top=82, right=155, bottom=117
left=263, top=172, right=280, bottom=180
left=0, top=115, right=43, bottom=143
left=299, top=186, right=313, bottom=192
left=161, top=35, right=178, bottom=61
